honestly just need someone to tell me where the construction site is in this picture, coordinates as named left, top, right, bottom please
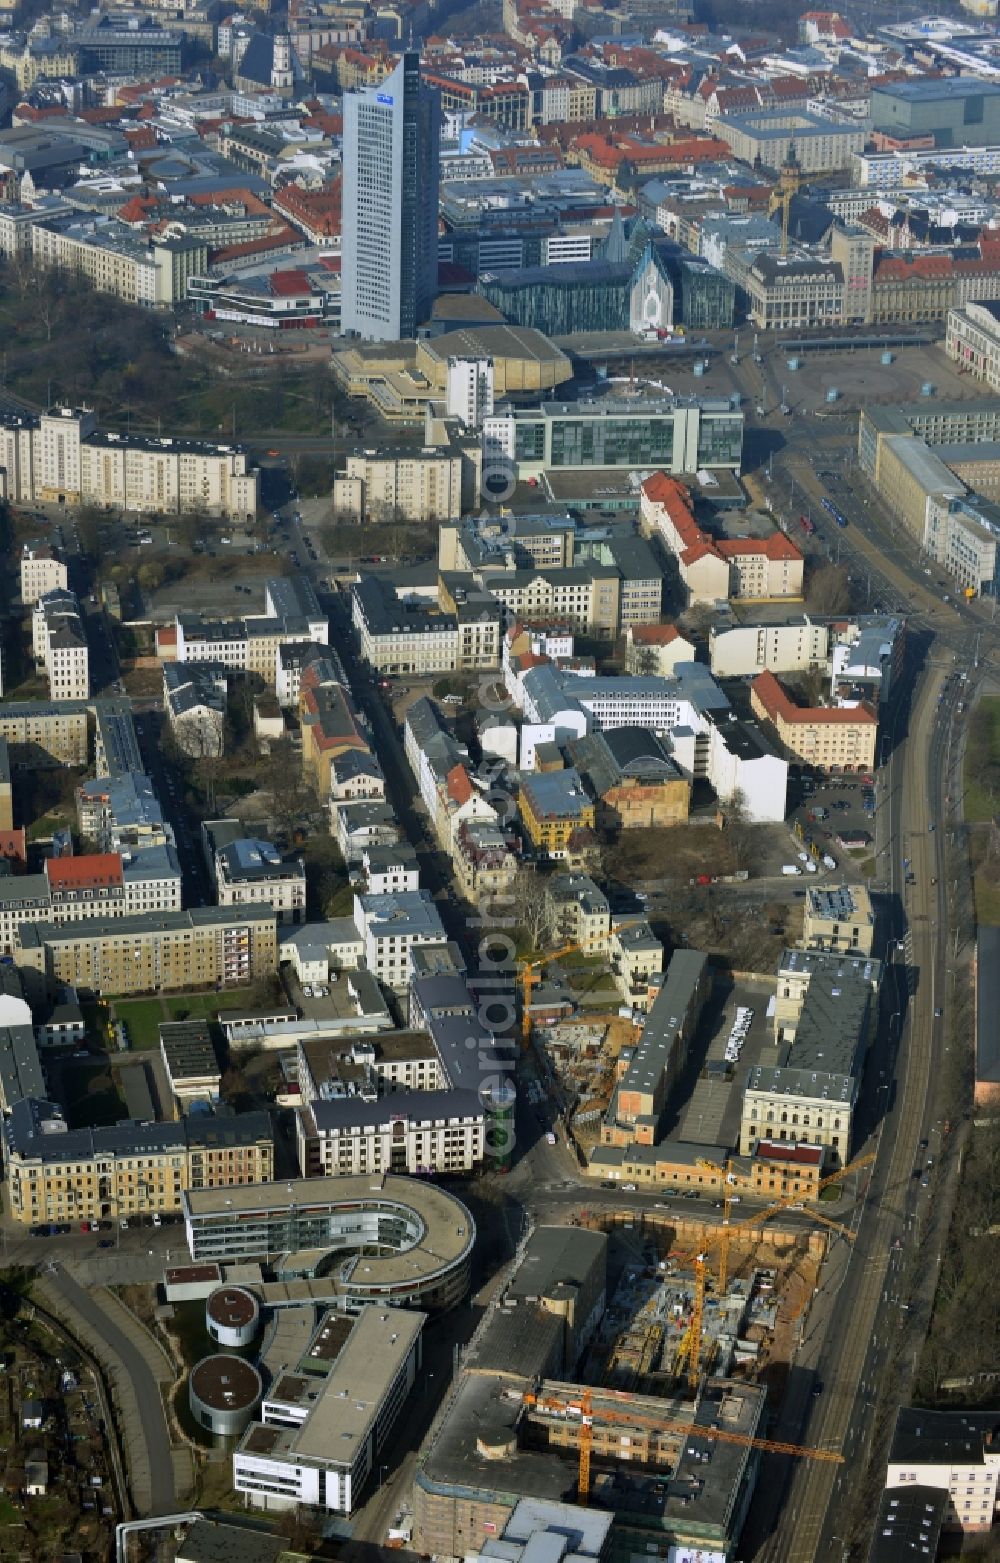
left=410, top=1204, right=844, bottom=1563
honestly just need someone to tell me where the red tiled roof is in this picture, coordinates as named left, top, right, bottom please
left=752, top=670, right=877, bottom=726
left=632, top=623, right=682, bottom=644
left=446, top=764, right=473, bottom=805
left=46, top=853, right=123, bottom=890
left=755, top=1139, right=824, bottom=1166
left=716, top=532, right=803, bottom=562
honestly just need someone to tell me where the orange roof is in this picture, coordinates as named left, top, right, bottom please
left=752, top=670, right=877, bottom=726
left=632, top=623, right=681, bottom=644
left=0, top=829, right=26, bottom=867
left=446, top=764, right=473, bottom=806
left=716, top=532, right=803, bottom=562
left=156, top=624, right=178, bottom=647
left=46, top=853, right=123, bottom=891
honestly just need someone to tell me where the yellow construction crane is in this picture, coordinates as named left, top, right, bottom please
left=767, top=142, right=803, bottom=257
left=518, top=921, right=641, bottom=1046
left=522, top=1382, right=843, bottom=1506
left=674, top=1149, right=876, bottom=1390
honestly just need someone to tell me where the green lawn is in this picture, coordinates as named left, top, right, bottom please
left=112, top=987, right=260, bottom=1047
left=165, top=988, right=258, bottom=1024
left=964, top=695, right=1000, bottom=823
left=110, top=998, right=165, bottom=1049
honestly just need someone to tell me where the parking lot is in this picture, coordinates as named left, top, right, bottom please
left=787, top=773, right=879, bottom=879
left=663, top=976, right=778, bottom=1160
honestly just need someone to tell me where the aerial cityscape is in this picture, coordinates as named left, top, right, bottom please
left=0, top=0, right=997, bottom=1561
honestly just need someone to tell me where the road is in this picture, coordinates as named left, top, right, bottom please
left=44, top=1266, right=177, bottom=1516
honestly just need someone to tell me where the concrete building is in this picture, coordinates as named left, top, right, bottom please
left=738, top=251, right=846, bottom=332
left=870, top=78, right=1000, bottom=150
left=190, top=1355, right=262, bottom=1442
left=751, top=670, right=877, bottom=773
left=354, top=890, right=447, bottom=991
left=625, top=623, right=696, bottom=677
left=4, top=1099, right=274, bottom=1226
left=710, top=619, right=830, bottom=679
left=946, top=299, right=1000, bottom=392
left=159, top=1021, right=222, bottom=1112
left=182, top=1174, right=474, bottom=1312
left=0, top=407, right=257, bottom=518
left=0, top=849, right=181, bottom=956
left=341, top=52, right=440, bottom=341
left=234, top=1306, right=425, bottom=1515
left=886, top=1408, right=1000, bottom=1532
left=19, top=542, right=67, bottom=607
left=566, top=728, right=691, bottom=833
left=14, top=906, right=278, bottom=998
left=483, top=395, right=744, bottom=484
left=333, top=437, right=480, bottom=523
left=803, top=884, right=875, bottom=956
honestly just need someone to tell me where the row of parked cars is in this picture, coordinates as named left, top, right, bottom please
left=725, top=1007, right=754, bottom=1065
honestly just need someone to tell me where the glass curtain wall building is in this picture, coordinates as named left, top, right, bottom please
left=342, top=52, right=441, bottom=341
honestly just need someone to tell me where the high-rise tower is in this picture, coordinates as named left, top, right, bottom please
left=341, top=52, right=441, bottom=342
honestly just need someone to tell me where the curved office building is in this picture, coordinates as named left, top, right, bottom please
left=182, top=1173, right=475, bottom=1313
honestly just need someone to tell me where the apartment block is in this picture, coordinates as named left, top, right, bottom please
left=518, top=769, right=595, bottom=859
left=299, top=657, right=373, bottom=796
left=546, top=873, right=610, bottom=954
left=4, top=1097, right=273, bottom=1227
left=333, top=439, right=479, bottom=523
left=20, top=542, right=67, bottom=607
left=352, top=576, right=501, bottom=675
left=160, top=577, right=328, bottom=686
left=603, top=949, right=710, bottom=1146
left=0, top=406, right=258, bottom=519
left=886, top=1408, right=1000, bottom=1534
left=403, top=697, right=499, bottom=851
left=353, top=892, right=447, bottom=992
left=751, top=670, right=877, bottom=773
left=163, top=663, right=228, bottom=759
left=14, top=907, right=278, bottom=998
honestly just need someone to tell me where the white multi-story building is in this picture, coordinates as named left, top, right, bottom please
left=234, top=1306, right=424, bottom=1516
left=31, top=590, right=89, bottom=701
left=886, top=1409, right=1000, bottom=1533
left=353, top=891, right=446, bottom=991
left=445, top=356, right=494, bottom=428
left=20, top=543, right=67, bottom=607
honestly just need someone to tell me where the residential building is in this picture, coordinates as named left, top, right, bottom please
left=4, top=1097, right=273, bottom=1226
left=0, top=702, right=89, bottom=770
left=710, top=618, right=830, bottom=679
left=14, top=907, right=278, bottom=998
left=546, top=873, right=610, bottom=954
left=751, top=670, right=877, bottom=772
left=607, top=917, right=666, bottom=1015
left=353, top=891, right=447, bottom=991
left=341, top=52, right=440, bottom=341
left=603, top=949, right=708, bottom=1146
left=299, top=658, right=372, bottom=796
left=163, top=663, right=229, bottom=758
left=739, top=947, right=880, bottom=1166
left=803, top=884, right=875, bottom=956
left=19, top=542, right=67, bottom=607
left=203, top=821, right=306, bottom=924
left=946, top=300, right=1000, bottom=392
left=31, top=590, right=89, bottom=701
left=0, top=739, right=11, bottom=833
left=625, top=623, right=696, bottom=677
left=640, top=472, right=803, bottom=605
left=715, top=110, right=865, bottom=173
left=885, top=1409, right=1000, bottom=1532
left=333, top=439, right=479, bottom=523
left=353, top=576, right=501, bottom=675
left=234, top=1306, right=424, bottom=1516
left=0, top=407, right=257, bottom=518
left=77, top=771, right=169, bottom=854
left=452, top=818, right=521, bottom=905
left=0, top=849, right=181, bottom=955
left=519, top=769, right=595, bottom=858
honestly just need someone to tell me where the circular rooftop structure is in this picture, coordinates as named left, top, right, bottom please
left=206, top=1285, right=260, bottom=1348
left=189, top=1354, right=262, bottom=1439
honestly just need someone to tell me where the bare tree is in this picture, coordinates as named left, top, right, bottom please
left=513, top=866, right=552, bottom=955
left=806, top=563, right=851, bottom=615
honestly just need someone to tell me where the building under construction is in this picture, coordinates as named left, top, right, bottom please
left=412, top=1225, right=787, bottom=1562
